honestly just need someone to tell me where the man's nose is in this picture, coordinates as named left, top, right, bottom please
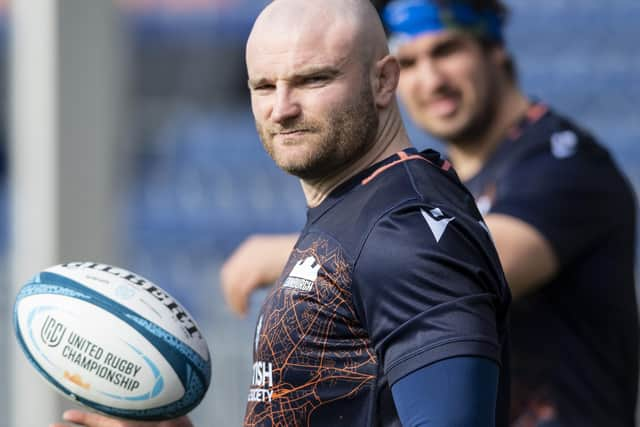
left=416, top=59, right=446, bottom=93
left=271, top=85, right=301, bottom=123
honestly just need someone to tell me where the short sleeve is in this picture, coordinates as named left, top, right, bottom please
left=490, top=142, right=633, bottom=267
left=351, top=204, right=506, bottom=385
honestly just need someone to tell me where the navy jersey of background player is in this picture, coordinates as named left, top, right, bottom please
left=244, top=148, right=511, bottom=427
left=465, top=102, right=639, bottom=427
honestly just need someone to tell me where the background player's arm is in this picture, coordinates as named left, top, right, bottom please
left=220, top=233, right=298, bottom=316
left=49, top=410, right=193, bottom=427
left=484, top=213, right=558, bottom=299
left=219, top=210, right=558, bottom=307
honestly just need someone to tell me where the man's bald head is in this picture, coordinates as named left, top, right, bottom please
left=246, top=0, right=405, bottom=183
left=247, top=0, right=389, bottom=71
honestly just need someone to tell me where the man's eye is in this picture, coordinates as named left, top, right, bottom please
left=398, top=58, right=416, bottom=69
left=303, top=75, right=329, bottom=85
left=433, top=41, right=462, bottom=57
left=254, top=84, right=275, bottom=91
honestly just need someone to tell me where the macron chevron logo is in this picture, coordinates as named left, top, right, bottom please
left=283, top=256, right=321, bottom=292
left=421, top=208, right=455, bottom=243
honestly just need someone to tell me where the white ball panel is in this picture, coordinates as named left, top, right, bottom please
left=16, top=293, right=185, bottom=410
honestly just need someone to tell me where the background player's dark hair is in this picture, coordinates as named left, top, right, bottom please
left=372, top=0, right=518, bottom=81
left=437, top=0, right=516, bottom=81
left=436, top=0, right=508, bottom=17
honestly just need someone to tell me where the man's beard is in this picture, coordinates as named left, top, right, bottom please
left=256, top=84, right=379, bottom=181
left=445, top=94, right=499, bottom=147
left=440, top=77, right=501, bottom=147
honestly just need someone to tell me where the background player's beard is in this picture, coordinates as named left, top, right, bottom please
left=257, top=82, right=379, bottom=181
left=446, top=94, right=499, bottom=147
left=442, top=73, right=501, bottom=147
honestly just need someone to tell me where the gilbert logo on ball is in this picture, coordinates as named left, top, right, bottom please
left=13, top=262, right=212, bottom=421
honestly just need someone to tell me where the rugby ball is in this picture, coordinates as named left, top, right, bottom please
left=13, top=262, right=211, bottom=421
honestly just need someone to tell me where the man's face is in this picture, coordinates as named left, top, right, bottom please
left=246, top=27, right=379, bottom=181
left=395, top=31, right=501, bottom=144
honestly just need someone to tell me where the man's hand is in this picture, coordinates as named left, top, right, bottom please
left=220, top=234, right=298, bottom=316
left=49, top=410, right=193, bottom=427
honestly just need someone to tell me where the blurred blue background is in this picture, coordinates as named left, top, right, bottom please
left=0, top=0, right=639, bottom=425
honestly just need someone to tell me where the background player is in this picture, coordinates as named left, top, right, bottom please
left=221, top=0, right=639, bottom=425
left=51, top=0, right=510, bottom=426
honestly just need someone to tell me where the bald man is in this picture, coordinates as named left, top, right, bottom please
left=51, top=1, right=509, bottom=426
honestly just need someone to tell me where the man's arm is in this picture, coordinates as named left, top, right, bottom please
left=484, top=214, right=558, bottom=299
left=220, top=233, right=298, bottom=316
left=391, top=357, right=499, bottom=427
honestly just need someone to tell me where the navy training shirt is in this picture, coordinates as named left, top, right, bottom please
left=465, top=103, right=639, bottom=427
left=244, top=148, right=511, bottom=427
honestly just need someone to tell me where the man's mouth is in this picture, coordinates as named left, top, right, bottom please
left=277, top=129, right=309, bottom=135
left=425, top=96, right=459, bottom=117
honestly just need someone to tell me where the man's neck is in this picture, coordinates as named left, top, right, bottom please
left=447, top=87, right=530, bottom=182
left=302, top=102, right=412, bottom=208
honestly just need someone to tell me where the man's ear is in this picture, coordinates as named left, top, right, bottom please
left=373, top=54, right=400, bottom=108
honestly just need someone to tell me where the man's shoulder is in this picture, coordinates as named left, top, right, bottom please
left=482, top=104, right=636, bottom=233
left=357, top=148, right=474, bottom=212
left=495, top=105, right=627, bottom=186
left=517, top=106, right=608, bottom=162
left=309, top=149, right=483, bottom=258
